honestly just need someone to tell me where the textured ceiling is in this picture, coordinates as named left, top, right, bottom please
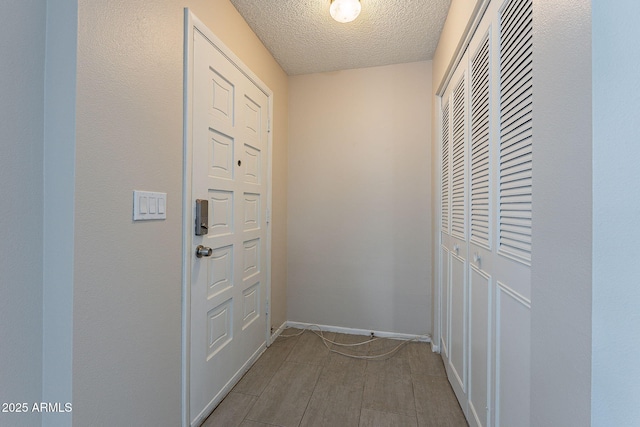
left=229, top=0, right=452, bottom=76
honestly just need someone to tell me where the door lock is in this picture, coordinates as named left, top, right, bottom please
left=196, top=245, right=213, bottom=258
left=195, top=199, right=208, bottom=236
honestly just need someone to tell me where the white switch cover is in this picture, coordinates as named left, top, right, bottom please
left=133, top=191, right=167, bottom=221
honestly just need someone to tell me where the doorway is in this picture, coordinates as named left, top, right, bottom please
left=182, top=9, right=273, bottom=427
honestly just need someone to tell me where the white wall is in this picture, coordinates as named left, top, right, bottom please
left=288, top=62, right=433, bottom=335
left=592, top=1, right=640, bottom=425
left=0, top=1, right=45, bottom=426
left=530, top=0, right=592, bottom=425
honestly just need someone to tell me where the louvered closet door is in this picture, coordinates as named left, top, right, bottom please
left=437, top=0, right=533, bottom=426
left=439, top=97, right=451, bottom=363
left=492, top=0, right=532, bottom=425
left=441, top=61, right=469, bottom=412
left=467, top=28, right=492, bottom=427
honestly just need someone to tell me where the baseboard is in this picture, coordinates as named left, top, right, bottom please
left=285, top=321, right=432, bottom=343
left=269, top=320, right=287, bottom=344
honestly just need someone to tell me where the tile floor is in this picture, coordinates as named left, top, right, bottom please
left=202, top=329, right=467, bottom=427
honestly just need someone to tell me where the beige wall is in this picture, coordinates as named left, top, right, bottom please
left=287, top=62, right=433, bottom=335
left=71, top=1, right=287, bottom=425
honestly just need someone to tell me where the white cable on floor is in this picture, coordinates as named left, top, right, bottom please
left=281, top=326, right=379, bottom=346
left=279, top=325, right=432, bottom=360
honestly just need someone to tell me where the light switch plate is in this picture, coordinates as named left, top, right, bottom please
left=133, top=190, right=167, bottom=221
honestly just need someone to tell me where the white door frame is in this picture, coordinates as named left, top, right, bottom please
left=181, top=9, right=273, bottom=427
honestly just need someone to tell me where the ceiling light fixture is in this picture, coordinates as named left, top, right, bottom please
left=330, top=0, right=361, bottom=23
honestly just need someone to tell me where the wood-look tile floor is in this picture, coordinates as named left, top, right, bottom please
left=202, top=329, right=467, bottom=427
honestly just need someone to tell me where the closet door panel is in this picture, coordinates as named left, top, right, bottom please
left=495, top=282, right=530, bottom=427
left=468, top=22, right=493, bottom=427
left=498, top=0, right=533, bottom=267
left=451, top=76, right=467, bottom=242
left=444, top=64, right=470, bottom=414
left=449, top=252, right=468, bottom=406
left=440, top=245, right=451, bottom=359
left=492, top=2, right=533, bottom=426
left=468, top=266, right=491, bottom=427
left=442, top=99, right=451, bottom=235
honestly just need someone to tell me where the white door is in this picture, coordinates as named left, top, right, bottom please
left=186, top=20, right=270, bottom=427
left=441, top=62, right=470, bottom=413
left=467, top=27, right=492, bottom=427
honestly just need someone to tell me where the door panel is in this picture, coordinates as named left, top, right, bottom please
left=449, top=252, right=467, bottom=404
left=441, top=98, right=451, bottom=234
left=468, top=266, right=491, bottom=427
left=497, top=0, right=533, bottom=266
left=440, top=245, right=450, bottom=358
left=189, top=28, right=268, bottom=426
left=495, top=282, right=530, bottom=427
left=441, top=60, right=470, bottom=417
left=467, top=24, right=493, bottom=427
left=450, top=75, right=467, bottom=242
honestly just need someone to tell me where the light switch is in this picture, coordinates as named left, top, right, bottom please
left=139, top=196, right=148, bottom=214
left=133, top=191, right=167, bottom=221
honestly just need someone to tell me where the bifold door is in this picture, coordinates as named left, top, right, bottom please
left=438, top=0, right=532, bottom=425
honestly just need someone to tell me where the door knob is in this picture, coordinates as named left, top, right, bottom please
left=196, top=245, right=213, bottom=258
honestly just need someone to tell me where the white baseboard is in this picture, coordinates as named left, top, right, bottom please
left=285, top=321, right=432, bottom=343
left=269, top=320, right=287, bottom=344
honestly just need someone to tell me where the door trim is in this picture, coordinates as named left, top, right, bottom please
left=181, top=9, right=273, bottom=427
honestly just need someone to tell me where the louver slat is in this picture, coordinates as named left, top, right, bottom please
left=499, top=0, right=533, bottom=262
left=441, top=101, right=450, bottom=232
left=471, top=35, right=491, bottom=248
left=451, top=78, right=466, bottom=239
